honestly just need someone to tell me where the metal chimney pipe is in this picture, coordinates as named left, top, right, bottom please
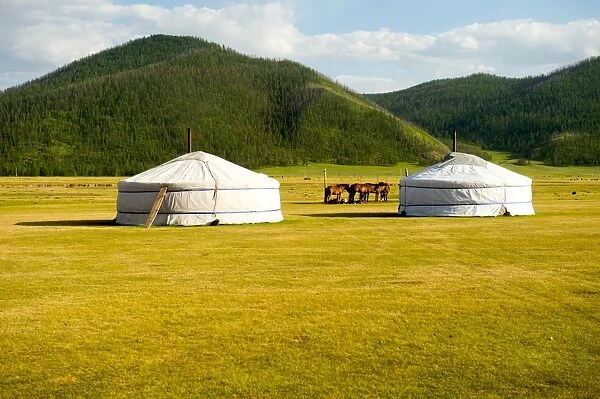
left=452, top=130, right=457, bottom=152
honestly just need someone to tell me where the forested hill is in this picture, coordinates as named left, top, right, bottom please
left=0, top=35, right=448, bottom=176
left=366, top=58, right=600, bottom=165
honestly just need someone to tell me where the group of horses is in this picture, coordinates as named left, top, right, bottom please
left=324, top=182, right=390, bottom=204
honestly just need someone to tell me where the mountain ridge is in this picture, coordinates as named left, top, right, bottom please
left=0, top=34, right=449, bottom=176
left=366, top=57, right=600, bottom=165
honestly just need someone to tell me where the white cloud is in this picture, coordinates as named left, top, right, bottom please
left=431, top=19, right=600, bottom=65
left=298, top=29, right=435, bottom=60
left=335, top=75, right=416, bottom=93
left=0, top=1, right=599, bottom=92
left=12, top=22, right=130, bottom=65
left=319, top=18, right=600, bottom=91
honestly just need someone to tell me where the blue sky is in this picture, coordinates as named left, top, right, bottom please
left=1, top=1, right=599, bottom=92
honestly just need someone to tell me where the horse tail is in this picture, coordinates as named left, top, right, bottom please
left=324, top=186, right=335, bottom=203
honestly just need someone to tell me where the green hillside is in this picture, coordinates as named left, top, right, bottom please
left=0, top=34, right=448, bottom=176
left=366, top=58, right=600, bottom=165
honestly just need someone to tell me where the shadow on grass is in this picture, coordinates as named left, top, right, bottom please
left=16, top=219, right=117, bottom=227
left=304, top=212, right=399, bottom=218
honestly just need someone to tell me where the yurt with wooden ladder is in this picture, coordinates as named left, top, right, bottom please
left=116, top=151, right=283, bottom=226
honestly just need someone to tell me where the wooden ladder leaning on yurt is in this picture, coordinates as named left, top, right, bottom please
left=145, top=186, right=168, bottom=228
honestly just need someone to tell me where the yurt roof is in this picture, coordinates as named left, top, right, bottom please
left=119, top=151, right=278, bottom=190
left=402, top=152, right=532, bottom=189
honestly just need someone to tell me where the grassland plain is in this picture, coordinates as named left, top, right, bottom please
left=0, top=162, right=599, bottom=398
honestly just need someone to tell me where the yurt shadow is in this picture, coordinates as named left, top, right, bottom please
left=16, top=219, right=117, bottom=227
left=304, top=212, right=398, bottom=218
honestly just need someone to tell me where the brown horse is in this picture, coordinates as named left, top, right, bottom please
left=373, top=182, right=390, bottom=202
left=348, top=183, right=375, bottom=203
left=324, top=184, right=349, bottom=203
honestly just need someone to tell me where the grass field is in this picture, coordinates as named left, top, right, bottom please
left=1, top=161, right=599, bottom=398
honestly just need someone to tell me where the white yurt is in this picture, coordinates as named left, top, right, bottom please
left=399, top=152, right=534, bottom=217
left=116, top=151, right=283, bottom=226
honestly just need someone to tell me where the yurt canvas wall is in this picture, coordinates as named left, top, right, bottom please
left=116, top=152, right=283, bottom=226
left=399, top=152, right=534, bottom=217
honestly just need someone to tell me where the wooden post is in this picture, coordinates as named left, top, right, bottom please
left=404, top=168, right=408, bottom=177
left=187, top=127, right=192, bottom=153
left=145, top=186, right=168, bottom=228
left=323, top=169, right=328, bottom=204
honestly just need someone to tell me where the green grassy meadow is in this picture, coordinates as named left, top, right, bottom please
left=1, top=162, right=599, bottom=398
